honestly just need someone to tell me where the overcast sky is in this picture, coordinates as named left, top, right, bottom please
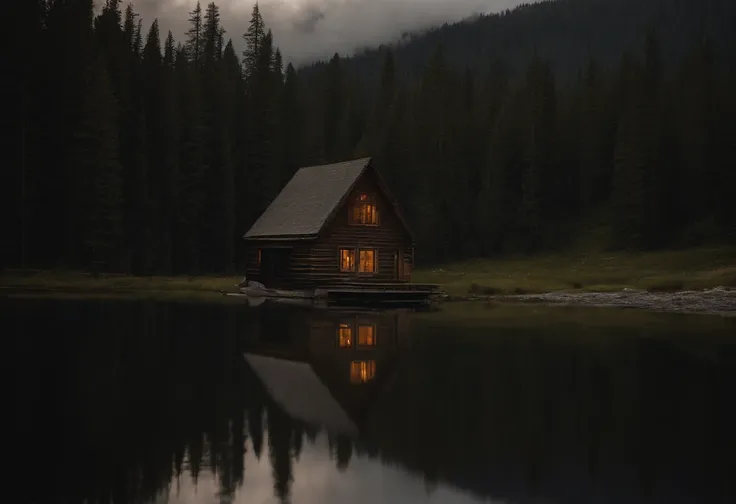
left=124, top=0, right=526, bottom=66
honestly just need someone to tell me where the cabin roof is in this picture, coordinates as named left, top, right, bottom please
left=244, top=157, right=370, bottom=240
left=243, top=157, right=413, bottom=241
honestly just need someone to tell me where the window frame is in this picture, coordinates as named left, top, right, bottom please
left=357, top=248, right=378, bottom=275
left=338, top=247, right=356, bottom=272
left=350, top=360, right=377, bottom=384
left=337, top=322, right=353, bottom=348
left=357, top=323, right=377, bottom=347
left=349, top=192, right=380, bottom=227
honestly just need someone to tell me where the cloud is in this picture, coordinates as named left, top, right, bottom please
left=124, top=0, right=526, bottom=66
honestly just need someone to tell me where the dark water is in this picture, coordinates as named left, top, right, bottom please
left=7, top=297, right=736, bottom=504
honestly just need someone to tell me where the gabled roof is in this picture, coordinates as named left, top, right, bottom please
left=244, top=158, right=370, bottom=240
left=243, top=157, right=413, bottom=241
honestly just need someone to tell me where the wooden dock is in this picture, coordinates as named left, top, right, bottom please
left=237, top=281, right=440, bottom=307
left=316, top=282, right=440, bottom=306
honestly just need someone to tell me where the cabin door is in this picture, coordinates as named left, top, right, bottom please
left=395, top=249, right=403, bottom=280
left=260, top=248, right=290, bottom=287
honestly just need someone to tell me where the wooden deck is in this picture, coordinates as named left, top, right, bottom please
left=237, top=281, right=440, bottom=307
left=316, top=282, right=439, bottom=306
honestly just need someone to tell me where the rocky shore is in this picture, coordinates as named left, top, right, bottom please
left=440, top=287, right=736, bottom=317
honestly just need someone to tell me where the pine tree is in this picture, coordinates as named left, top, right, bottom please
left=359, top=49, right=397, bottom=156
left=40, top=0, right=96, bottom=267
left=242, top=2, right=265, bottom=80
left=578, top=59, right=612, bottom=211
left=518, top=56, right=556, bottom=251
left=612, top=53, right=648, bottom=248
left=280, top=63, right=304, bottom=186
left=414, top=45, right=458, bottom=260
left=159, top=31, right=181, bottom=273
left=273, top=48, right=284, bottom=84
left=122, top=3, right=138, bottom=50
left=177, top=34, right=207, bottom=274
left=66, top=55, right=124, bottom=269
left=142, top=19, right=167, bottom=272
left=243, top=27, right=280, bottom=220
left=203, top=2, right=222, bottom=64
left=323, top=53, right=344, bottom=163
left=186, top=1, right=204, bottom=67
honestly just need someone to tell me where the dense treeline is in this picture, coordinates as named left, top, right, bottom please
left=5, top=0, right=735, bottom=274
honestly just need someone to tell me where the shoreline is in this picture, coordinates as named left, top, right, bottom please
left=438, top=287, right=736, bottom=317
left=3, top=245, right=735, bottom=316
left=2, top=283, right=735, bottom=317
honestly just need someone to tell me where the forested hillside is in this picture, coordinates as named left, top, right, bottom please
left=5, top=0, right=735, bottom=275
left=309, top=0, right=736, bottom=89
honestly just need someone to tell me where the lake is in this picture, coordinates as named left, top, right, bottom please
left=7, top=296, right=736, bottom=504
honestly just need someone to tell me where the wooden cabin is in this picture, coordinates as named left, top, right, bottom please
left=243, top=158, right=415, bottom=289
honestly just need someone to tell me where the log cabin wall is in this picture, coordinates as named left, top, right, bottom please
left=244, top=241, right=316, bottom=289
left=309, top=170, right=414, bottom=285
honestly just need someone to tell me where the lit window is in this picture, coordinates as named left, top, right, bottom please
left=350, top=360, right=376, bottom=384
left=358, top=325, right=376, bottom=346
left=358, top=249, right=376, bottom=273
left=257, top=249, right=262, bottom=265
left=338, top=323, right=353, bottom=348
left=351, top=193, right=378, bottom=225
left=340, top=248, right=355, bottom=272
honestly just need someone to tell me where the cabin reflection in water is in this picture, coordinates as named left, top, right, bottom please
left=244, top=306, right=411, bottom=437
left=350, top=360, right=376, bottom=384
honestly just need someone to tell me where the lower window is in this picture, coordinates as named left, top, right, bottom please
left=340, top=248, right=355, bottom=272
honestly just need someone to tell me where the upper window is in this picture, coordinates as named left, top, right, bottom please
left=350, top=193, right=378, bottom=225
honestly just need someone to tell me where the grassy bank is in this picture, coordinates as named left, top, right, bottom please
left=0, top=270, right=241, bottom=297
left=413, top=247, right=736, bottom=296
left=2, top=247, right=734, bottom=298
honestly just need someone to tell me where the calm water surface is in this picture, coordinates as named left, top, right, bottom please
left=7, top=297, right=736, bottom=504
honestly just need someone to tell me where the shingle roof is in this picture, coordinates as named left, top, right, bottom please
left=244, top=157, right=371, bottom=239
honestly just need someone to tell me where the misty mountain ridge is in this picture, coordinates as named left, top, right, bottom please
left=300, top=0, right=735, bottom=86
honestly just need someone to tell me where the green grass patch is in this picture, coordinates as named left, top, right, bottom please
left=414, top=247, right=736, bottom=296
left=0, top=270, right=242, bottom=297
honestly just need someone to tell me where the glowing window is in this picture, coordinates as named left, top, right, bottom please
left=350, top=360, right=376, bottom=384
left=351, top=193, right=378, bottom=225
left=337, top=323, right=353, bottom=348
left=358, top=249, right=376, bottom=273
left=340, top=248, right=355, bottom=272
left=358, top=325, right=376, bottom=346
left=257, top=248, right=262, bottom=265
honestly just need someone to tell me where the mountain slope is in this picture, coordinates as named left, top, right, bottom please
left=299, top=0, right=736, bottom=86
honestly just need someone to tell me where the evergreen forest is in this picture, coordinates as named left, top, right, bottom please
left=5, top=0, right=736, bottom=275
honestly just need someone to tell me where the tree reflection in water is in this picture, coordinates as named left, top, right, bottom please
left=7, top=298, right=736, bottom=504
